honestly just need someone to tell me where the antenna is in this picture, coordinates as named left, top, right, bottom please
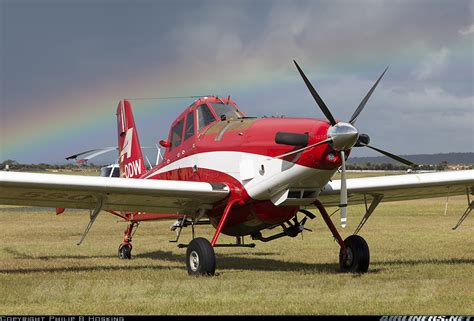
left=124, top=95, right=212, bottom=101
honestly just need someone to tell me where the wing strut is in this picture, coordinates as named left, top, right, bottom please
left=353, top=194, right=384, bottom=235
left=452, top=188, right=473, bottom=230
left=211, top=199, right=241, bottom=246
left=77, top=197, right=105, bottom=245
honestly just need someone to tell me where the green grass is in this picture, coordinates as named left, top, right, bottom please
left=0, top=195, right=472, bottom=315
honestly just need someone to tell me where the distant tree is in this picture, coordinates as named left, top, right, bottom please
left=1, top=160, right=20, bottom=170
left=436, top=161, right=449, bottom=171
left=1, top=159, right=18, bottom=166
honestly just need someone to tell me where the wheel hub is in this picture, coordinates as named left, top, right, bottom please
left=344, top=247, right=354, bottom=267
left=189, top=250, right=200, bottom=272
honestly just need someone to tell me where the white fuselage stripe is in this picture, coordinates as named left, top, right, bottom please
left=145, top=151, right=336, bottom=202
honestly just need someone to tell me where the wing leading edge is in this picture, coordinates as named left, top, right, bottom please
left=0, top=171, right=229, bottom=214
left=317, top=170, right=474, bottom=207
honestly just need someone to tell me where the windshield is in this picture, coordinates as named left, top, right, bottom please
left=101, top=165, right=120, bottom=177
left=209, top=102, right=242, bottom=120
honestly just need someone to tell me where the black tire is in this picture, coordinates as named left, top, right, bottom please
left=186, top=237, right=216, bottom=276
left=118, top=243, right=132, bottom=260
left=339, top=235, right=370, bottom=273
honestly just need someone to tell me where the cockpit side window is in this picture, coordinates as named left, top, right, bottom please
left=170, top=118, right=184, bottom=151
left=111, top=166, right=120, bottom=177
left=184, top=110, right=195, bottom=141
left=196, top=104, right=216, bottom=131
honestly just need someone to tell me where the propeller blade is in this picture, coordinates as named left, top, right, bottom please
left=299, top=217, right=308, bottom=240
left=301, top=217, right=308, bottom=226
left=365, top=145, right=416, bottom=166
left=293, top=60, right=337, bottom=125
left=293, top=214, right=298, bottom=226
left=349, top=66, right=389, bottom=124
left=274, top=137, right=333, bottom=159
left=298, top=209, right=316, bottom=220
left=339, top=150, right=348, bottom=228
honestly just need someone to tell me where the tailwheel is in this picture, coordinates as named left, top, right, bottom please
left=118, top=222, right=137, bottom=260
left=186, top=237, right=216, bottom=276
left=339, top=235, right=370, bottom=273
left=118, top=243, right=132, bottom=260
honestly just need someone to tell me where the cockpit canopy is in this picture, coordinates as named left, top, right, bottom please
left=168, top=97, right=244, bottom=151
left=100, top=164, right=120, bottom=177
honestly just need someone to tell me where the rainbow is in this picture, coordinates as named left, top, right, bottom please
left=1, top=39, right=471, bottom=163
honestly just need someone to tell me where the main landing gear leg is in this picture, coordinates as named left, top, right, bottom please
left=313, top=200, right=370, bottom=273
left=118, top=222, right=138, bottom=260
left=186, top=199, right=240, bottom=276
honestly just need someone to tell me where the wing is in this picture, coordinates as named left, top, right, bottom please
left=317, top=170, right=474, bottom=207
left=0, top=171, right=229, bottom=214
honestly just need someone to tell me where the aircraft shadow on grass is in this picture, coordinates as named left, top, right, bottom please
left=1, top=248, right=472, bottom=275
left=137, top=250, right=339, bottom=273
left=2, top=248, right=338, bottom=274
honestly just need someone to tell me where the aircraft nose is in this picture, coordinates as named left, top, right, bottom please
left=327, top=122, right=359, bottom=151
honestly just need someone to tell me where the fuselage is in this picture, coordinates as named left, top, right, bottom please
left=138, top=96, right=346, bottom=236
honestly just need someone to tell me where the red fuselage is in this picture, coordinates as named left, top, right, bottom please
left=131, top=96, right=345, bottom=236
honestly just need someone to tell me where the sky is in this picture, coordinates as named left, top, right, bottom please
left=1, top=0, right=473, bottom=164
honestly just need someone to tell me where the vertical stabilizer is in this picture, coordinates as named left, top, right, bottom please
left=116, top=100, right=146, bottom=178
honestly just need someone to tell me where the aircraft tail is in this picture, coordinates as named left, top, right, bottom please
left=116, top=100, right=146, bottom=178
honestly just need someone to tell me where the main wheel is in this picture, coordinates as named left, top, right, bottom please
left=186, top=237, right=216, bottom=276
left=118, top=243, right=132, bottom=260
left=339, top=235, right=370, bottom=273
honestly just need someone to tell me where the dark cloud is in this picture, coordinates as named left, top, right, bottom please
left=1, top=0, right=472, bottom=163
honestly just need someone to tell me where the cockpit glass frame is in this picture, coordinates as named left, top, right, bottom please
left=196, top=104, right=216, bottom=131
left=209, top=102, right=242, bottom=121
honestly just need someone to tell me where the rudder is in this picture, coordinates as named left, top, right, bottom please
left=116, top=100, right=146, bottom=178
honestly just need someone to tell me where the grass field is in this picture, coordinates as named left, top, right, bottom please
left=1, top=169, right=473, bottom=315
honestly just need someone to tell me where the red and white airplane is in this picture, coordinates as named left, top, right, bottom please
left=1, top=61, right=473, bottom=275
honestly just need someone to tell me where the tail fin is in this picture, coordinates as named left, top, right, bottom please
left=116, top=100, right=146, bottom=178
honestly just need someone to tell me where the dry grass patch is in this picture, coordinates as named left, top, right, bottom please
left=0, top=195, right=472, bottom=314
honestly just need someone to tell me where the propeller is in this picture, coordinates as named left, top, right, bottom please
left=340, top=150, right=347, bottom=228
left=292, top=60, right=416, bottom=227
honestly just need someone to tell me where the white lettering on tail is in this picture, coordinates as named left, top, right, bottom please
left=124, top=159, right=142, bottom=178
left=119, top=128, right=133, bottom=162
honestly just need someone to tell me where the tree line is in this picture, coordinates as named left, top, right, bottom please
left=347, top=161, right=447, bottom=171
left=0, top=159, right=101, bottom=171
left=1, top=159, right=471, bottom=172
